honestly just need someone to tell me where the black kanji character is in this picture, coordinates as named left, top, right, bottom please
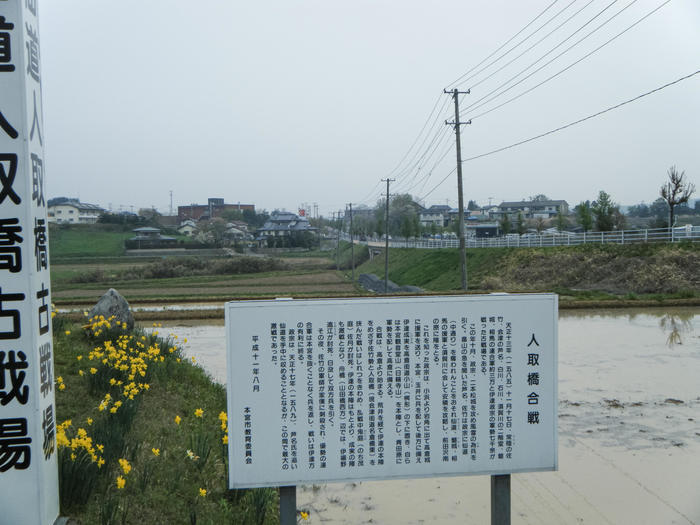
left=0, top=218, right=22, bottom=273
left=527, top=353, right=539, bottom=366
left=25, top=22, right=40, bottom=83
left=527, top=392, right=539, bottom=405
left=0, top=154, right=20, bottom=205
left=0, top=350, right=29, bottom=405
left=527, top=372, right=539, bottom=386
left=0, top=111, right=18, bottom=139
left=39, top=342, right=51, bottom=397
left=34, top=217, right=47, bottom=271
left=0, top=287, right=25, bottom=340
left=0, top=17, right=15, bottom=73
left=37, top=282, right=49, bottom=335
left=29, top=91, right=42, bottom=145
left=26, top=0, right=38, bottom=16
left=527, top=411, right=539, bottom=424
left=527, top=334, right=540, bottom=347
left=0, top=418, right=31, bottom=471
left=42, top=404, right=55, bottom=460
left=31, top=153, right=44, bottom=206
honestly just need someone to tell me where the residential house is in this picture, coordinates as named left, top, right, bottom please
left=493, top=200, right=569, bottom=220
left=419, top=205, right=451, bottom=228
left=125, top=227, right=177, bottom=250
left=177, top=219, right=198, bottom=237
left=447, top=208, right=474, bottom=226
left=48, top=199, right=104, bottom=224
left=257, top=211, right=316, bottom=241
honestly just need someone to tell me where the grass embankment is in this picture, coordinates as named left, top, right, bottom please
left=53, top=315, right=278, bottom=524
left=357, top=242, right=700, bottom=303
left=50, top=224, right=135, bottom=258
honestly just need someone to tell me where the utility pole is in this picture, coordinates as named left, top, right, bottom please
left=445, top=88, right=471, bottom=292
left=169, top=190, right=173, bottom=216
left=348, top=203, right=355, bottom=282
left=336, top=209, right=342, bottom=271
left=381, top=178, right=394, bottom=293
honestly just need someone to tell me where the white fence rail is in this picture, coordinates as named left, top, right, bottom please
left=348, top=226, right=700, bottom=250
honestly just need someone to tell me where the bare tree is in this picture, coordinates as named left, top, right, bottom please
left=660, top=166, right=695, bottom=230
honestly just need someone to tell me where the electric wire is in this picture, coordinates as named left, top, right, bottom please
left=406, top=136, right=457, bottom=196
left=391, top=98, right=452, bottom=181
left=467, top=0, right=671, bottom=121
left=418, top=167, right=458, bottom=201
left=465, top=69, right=700, bottom=162
left=445, top=0, right=562, bottom=89
left=418, top=70, right=699, bottom=198
left=385, top=93, right=445, bottom=177
left=459, top=0, right=632, bottom=117
left=392, top=120, right=453, bottom=192
left=369, top=1, right=569, bottom=207
left=462, top=0, right=596, bottom=93
left=393, top=0, right=630, bottom=203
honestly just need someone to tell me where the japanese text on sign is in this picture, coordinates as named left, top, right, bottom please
left=226, top=294, right=557, bottom=489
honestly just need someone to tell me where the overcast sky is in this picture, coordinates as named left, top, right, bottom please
left=41, top=0, right=699, bottom=217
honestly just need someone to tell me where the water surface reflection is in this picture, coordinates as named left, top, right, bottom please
left=146, top=307, right=700, bottom=449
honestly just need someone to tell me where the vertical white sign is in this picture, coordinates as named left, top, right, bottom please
left=0, top=1, right=59, bottom=523
left=226, top=294, right=557, bottom=488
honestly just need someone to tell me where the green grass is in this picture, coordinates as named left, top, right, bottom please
left=50, top=225, right=134, bottom=258
left=355, top=242, right=700, bottom=298
left=356, top=247, right=513, bottom=291
left=53, top=321, right=279, bottom=524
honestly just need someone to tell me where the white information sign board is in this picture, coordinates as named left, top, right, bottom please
left=0, top=1, right=58, bottom=524
left=226, top=294, right=557, bottom=488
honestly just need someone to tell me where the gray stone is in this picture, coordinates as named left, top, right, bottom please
left=88, top=288, right=134, bottom=330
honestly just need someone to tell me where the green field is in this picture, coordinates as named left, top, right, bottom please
left=50, top=225, right=135, bottom=258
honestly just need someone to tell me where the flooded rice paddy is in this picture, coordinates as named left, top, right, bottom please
left=145, top=307, right=700, bottom=524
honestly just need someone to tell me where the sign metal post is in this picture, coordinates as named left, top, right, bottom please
left=0, top=1, right=59, bottom=524
left=279, top=485, right=297, bottom=525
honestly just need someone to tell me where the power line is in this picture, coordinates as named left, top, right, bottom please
left=463, top=70, right=700, bottom=162
left=464, top=0, right=596, bottom=92
left=397, top=0, right=640, bottom=203
left=377, top=1, right=571, bottom=207
left=385, top=93, right=446, bottom=178
left=391, top=99, right=452, bottom=180
left=401, top=133, right=456, bottom=196
left=393, top=125, right=453, bottom=193
left=418, top=167, right=457, bottom=201
left=418, top=70, right=699, bottom=199
left=357, top=179, right=384, bottom=206
left=459, top=0, right=635, bottom=117
left=446, top=0, right=562, bottom=89
left=467, top=0, right=671, bottom=122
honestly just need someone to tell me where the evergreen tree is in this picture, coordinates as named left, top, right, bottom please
left=574, top=201, right=593, bottom=232
left=592, top=191, right=615, bottom=231
left=499, top=214, right=512, bottom=235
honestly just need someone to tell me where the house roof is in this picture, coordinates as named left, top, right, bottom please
left=425, top=204, right=451, bottom=212
left=499, top=200, right=568, bottom=207
left=49, top=199, right=104, bottom=212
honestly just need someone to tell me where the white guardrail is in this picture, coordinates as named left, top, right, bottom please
left=341, top=226, right=700, bottom=250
